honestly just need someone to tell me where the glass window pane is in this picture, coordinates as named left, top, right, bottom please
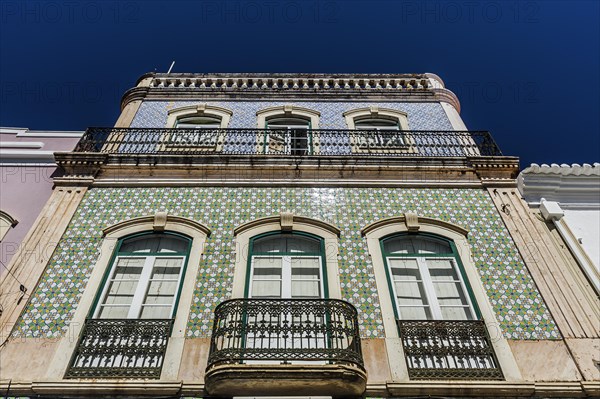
left=433, top=282, right=469, bottom=305
left=104, top=281, right=137, bottom=305
left=441, top=306, right=473, bottom=320
left=119, top=234, right=188, bottom=253
left=144, top=294, right=175, bottom=305
left=151, top=258, right=182, bottom=279
left=399, top=306, right=430, bottom=320
left=253, top=235, right=320, bottom=254
left=98, top=306, right=129, bottom=319
left=146, top=280, right=178, bottom=296
left=384, top=235, right=452, bottom=254
left=291, top=257, right=320, bottom=279
left=140, top=306, right=172, bottom=319
left=253, top=258, right=282, bottom=279
left=428, top=259, right=459, bottom=281
left=291, top=280, right=320, bottom=298
left=113, top=258, right=144, bottom=279
left=267, top=117, right=309, bottom=127
left=355, top=118, right=398, bottom=127
left=176, top=116, right=221, bottom=127
left=389, top=258, right=420, bottom=281
left=395, top=281, right=429, bottom=306
left=251, top=280, right=281, bottom=297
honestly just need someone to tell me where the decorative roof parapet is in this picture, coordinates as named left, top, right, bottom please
left=121, top=72, right=461, bottom=112
left=521, top=163, right=600, bottom=176
left=518, top=163, right=600, bottom=206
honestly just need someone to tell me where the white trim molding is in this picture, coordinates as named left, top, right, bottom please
left=256, top=105, right=321, bottom=129
left=361, top=213, right=522, bottom=382
left=0, top=209, right=18, bottom=242
left=46, top=213, right=211, bottom=381
left=343, top=106, right=410, bottom=130
left=231, top=213, right=342, bottom=299
left=165, top=104, right=233, bottom=128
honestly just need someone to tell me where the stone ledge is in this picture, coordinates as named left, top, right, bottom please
left=204, top=363, right=367, bottom=397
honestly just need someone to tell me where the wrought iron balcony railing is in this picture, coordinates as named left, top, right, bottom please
left=397, top=319, right=503, bottom=380
left=65, top=318, right=173, bottom=379
left=207, top=298, right=364, bottom=368
left=73, top=127, right=502, bottom=157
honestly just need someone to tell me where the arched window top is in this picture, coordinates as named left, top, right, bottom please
left=252, top=232, right=322, bottom=254
left=256, top=105, right=320, bottom=129
left=119, top=232, right=190, bottom=254
left=382, top=233, right=453, bottom=255
left=175, top=115, right=222, bottom=128
left=166, top=104, right=233, bottom=128
left=343, top=106, right=410, bottom=130
left=0, top=210, right=18, bottom=242
left=266, top=116, right=311, bottom=127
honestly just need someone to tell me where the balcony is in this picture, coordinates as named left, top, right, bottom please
left=65, top=319, right=173, bottom=379
left=72, top=127, right=502, bottom=157
left=397, top=320, right=504, bottom=380
left=205, top=298, right=367, bottom=397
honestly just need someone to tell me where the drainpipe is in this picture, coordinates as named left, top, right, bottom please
left=540, top=199, right=600, bottom=293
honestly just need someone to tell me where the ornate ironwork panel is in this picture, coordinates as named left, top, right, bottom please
left=73, top=127, right=503, bottom=157
left=397, top=320, right=504, bottom=380
left=65, top=319, right=173, bottom=379
left=207, top=299, right=364, bottom=369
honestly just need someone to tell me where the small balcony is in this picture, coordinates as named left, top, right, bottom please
left=72, top=127, right=502, bottom=157
left=205, top=298, right=367, bottom=397
left=397, top=319, right=504, bottom=380
left=65, top=318, right=173, bottom=379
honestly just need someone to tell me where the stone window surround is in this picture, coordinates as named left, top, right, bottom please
left=343, top=107, right=414, bottom=154
left=166, top=104, right=233, bottom=128
left=255, top=105, right=322, bottom=155
left=0, top=209, right=18, bottom=242
left=46, top=212, right=211, bottom=381
left=361, top=214, right=522, bottom=382
left=342, top=106, right=410, bottom=130
left=231, top=213, right=342, bottom=299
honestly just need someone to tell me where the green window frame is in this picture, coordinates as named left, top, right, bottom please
left=90, top=231, right=192, bottom=320
left=381, top=232, right=481, bottom=321
left=244, top=231, right=329, bottom=299
left=264, top=117, right=313, bottom=155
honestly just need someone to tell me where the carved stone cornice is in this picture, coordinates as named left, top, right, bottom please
left=54, top=152, right=107, bottom=179
left=120, top=73, right=461, bottom=112
left=468, top=156, right=520, bottom=187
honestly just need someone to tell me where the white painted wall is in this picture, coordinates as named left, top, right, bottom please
left=563, top=209, right=600, bottom=270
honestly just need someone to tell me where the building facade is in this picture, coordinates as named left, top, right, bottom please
left=0, top=127, right=83, bottom=266
left=0, top=73, right=597, bottom=398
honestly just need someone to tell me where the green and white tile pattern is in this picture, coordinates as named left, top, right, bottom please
left=14, top=187, right=560, bottom=340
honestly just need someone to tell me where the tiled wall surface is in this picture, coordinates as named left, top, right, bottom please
left=14, top=187, right=559, bottom=340
left=130, top=100, right=454, bottom=130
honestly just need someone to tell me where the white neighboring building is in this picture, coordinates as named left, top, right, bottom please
left=518, top=163, right=600, bottom=293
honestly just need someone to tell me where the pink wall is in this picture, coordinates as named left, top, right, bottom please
left=0, top=129, right=82, bottom=266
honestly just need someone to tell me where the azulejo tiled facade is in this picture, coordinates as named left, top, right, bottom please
left=15, top=186, right=559, bottom=340
left=130, top=100, right=454, bottom=130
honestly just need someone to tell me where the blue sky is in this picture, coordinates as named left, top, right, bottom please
left=1, top=0, right=598, bottom=168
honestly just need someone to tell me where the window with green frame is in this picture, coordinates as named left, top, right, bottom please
left=381, top=233, right=481, bottom=321
left=264, top=116, right=312, bottom=156
left=92, top=232, right=192, bottom=320
left=245, top=232, right=328, bottom=299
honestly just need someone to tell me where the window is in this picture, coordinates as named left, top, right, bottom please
left=362, top=216, right=511, bottom=380
left=343, top=107, right=412, bottom=153
left=162, top=104, right=233, bottom=152
left=247, top=232, right=325, bottom=298
left=264, top=116, right=312, bottom=156
left=354, top=117, right=405, bottom=149
left=94, top=232, right=191, bottom=319
left=256, top=105, right=321, bottom=155
left=381, top=233, right=478, bottom=321
left=0, top=210, right=18, bottom=242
